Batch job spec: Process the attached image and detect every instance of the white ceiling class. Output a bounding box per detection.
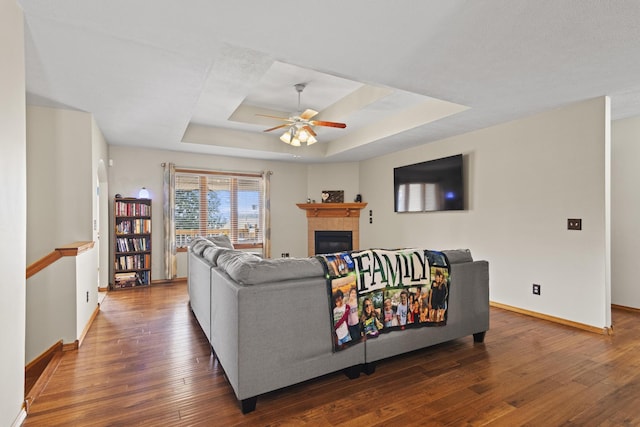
[19,0,640,163]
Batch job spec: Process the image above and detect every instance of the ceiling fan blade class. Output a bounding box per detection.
[263,124,290,132]
[256,113,294,123]
[309,120,347,129]
[299,109,318,120]
[302,125,317,137]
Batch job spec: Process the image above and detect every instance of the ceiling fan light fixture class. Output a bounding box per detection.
[298,128,309,143]
[280,125,313,146]
[290,136,301,147]
[280,132,292,144]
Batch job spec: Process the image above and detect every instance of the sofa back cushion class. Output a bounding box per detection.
[190,238,213,256]
[202,246,236,266]
[207,234,234,249]
[217,252,325,285]
[188,235,234,260]
[442,249,473,264]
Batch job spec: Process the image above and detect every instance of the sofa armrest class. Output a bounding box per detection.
[188,252,212,342]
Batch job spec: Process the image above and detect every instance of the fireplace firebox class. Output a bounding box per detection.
[314,231,353,255]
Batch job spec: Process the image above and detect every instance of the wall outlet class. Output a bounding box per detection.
[86,291,89,302]
[532,284,541,295]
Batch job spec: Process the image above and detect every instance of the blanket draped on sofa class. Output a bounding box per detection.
[317,248,451,352]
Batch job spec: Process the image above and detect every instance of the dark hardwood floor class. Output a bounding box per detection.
[23,281,640,426]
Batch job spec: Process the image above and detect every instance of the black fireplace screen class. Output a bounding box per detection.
[315,230,353,255]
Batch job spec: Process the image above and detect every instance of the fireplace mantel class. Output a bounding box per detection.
[296,202,367,218]
[297,202,367,256]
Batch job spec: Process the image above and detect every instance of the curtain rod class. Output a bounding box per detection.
[161,163,272,177]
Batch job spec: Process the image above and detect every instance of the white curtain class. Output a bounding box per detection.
[263,170,272,258]
[163,162,177,279]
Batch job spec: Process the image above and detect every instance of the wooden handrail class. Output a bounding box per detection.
[26,241,95,279]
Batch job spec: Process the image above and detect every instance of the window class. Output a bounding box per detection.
[175,170,264,249]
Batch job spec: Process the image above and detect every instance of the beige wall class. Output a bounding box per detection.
[26,106,94,262]
[0,0,27,424]
[25,105,106,366]
[26,259,76,361]
[359,97,611,329]
[612,116,640,309]
[307,162,360,203]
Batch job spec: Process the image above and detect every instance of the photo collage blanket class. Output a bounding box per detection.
[317,248,451,352]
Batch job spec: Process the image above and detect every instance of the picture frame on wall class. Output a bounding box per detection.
[321,190,344,203]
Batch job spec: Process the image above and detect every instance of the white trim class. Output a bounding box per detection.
[12,408,27,427]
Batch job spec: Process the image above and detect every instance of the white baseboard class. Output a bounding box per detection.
[12,408,27,427]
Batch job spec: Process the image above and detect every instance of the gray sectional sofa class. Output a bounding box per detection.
[187,236,489,413]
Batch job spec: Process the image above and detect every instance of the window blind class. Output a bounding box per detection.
[175,171,263,248]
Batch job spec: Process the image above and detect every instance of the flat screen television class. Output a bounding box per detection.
[393,154,464,212]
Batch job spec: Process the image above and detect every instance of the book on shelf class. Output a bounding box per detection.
[115,219,151,235]
[115,200,151,217]
[113,271,142,289]
[138,271,150,285]
[115,254,150,270]
[116,237,149,252]
[114,272,137,280]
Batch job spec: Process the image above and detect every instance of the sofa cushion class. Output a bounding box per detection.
[207,234,234,249]
[202,246,236,266]
[442,249,473,264]
[218,252,325,285]
[190,238,213,256]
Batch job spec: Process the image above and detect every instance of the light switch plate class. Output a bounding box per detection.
[568,218,582,230]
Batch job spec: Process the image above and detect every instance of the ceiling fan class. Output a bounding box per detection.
[258,83,346,146]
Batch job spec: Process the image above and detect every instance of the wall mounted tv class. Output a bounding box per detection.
[394,154,464,212]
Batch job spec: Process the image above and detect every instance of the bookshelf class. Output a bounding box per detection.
[113,197,152,289]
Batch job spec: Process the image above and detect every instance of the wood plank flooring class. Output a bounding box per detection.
[23,281,640,426]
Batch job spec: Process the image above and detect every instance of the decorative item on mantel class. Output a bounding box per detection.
[321,190,344,203]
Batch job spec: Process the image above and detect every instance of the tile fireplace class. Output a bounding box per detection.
[296,202,367,256]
